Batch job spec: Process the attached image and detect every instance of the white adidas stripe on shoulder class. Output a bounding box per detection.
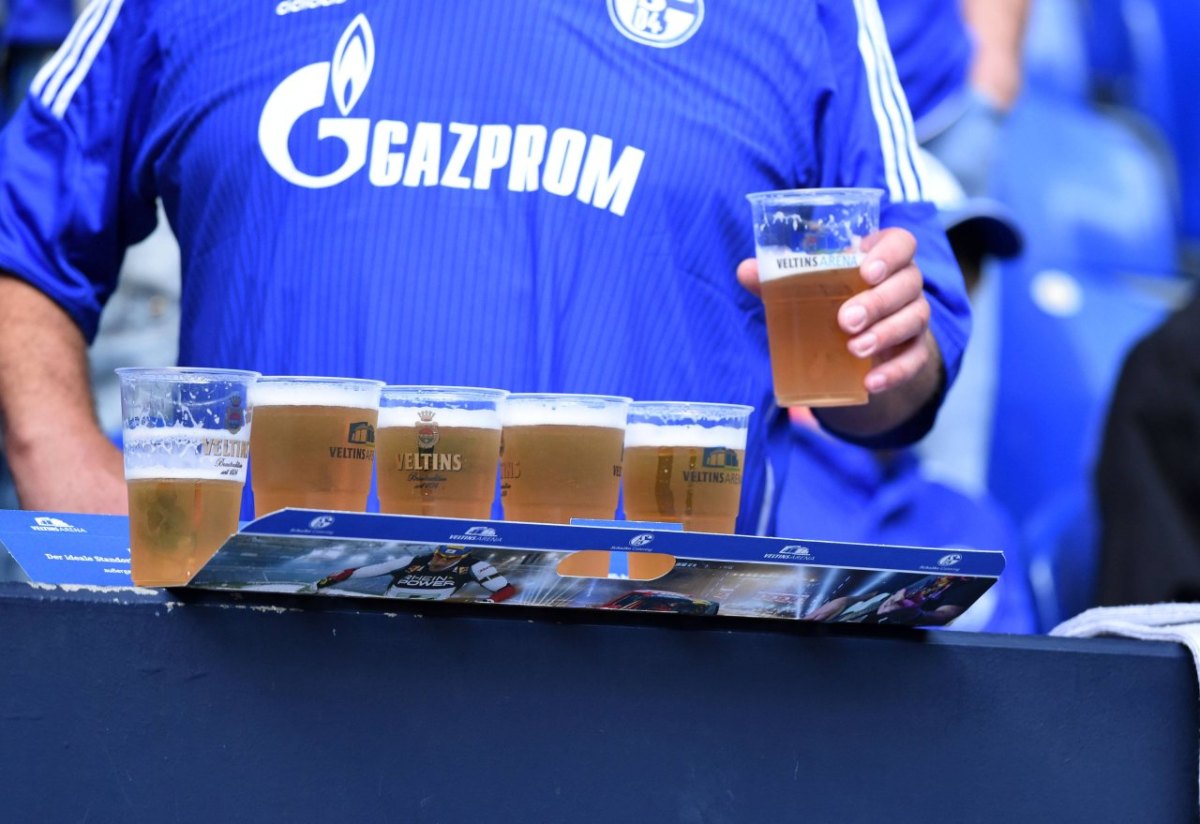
[858,0,925,200]
[51,0,126,119]
[850,0,903,202]
[30,0,109,106]
[850,0,926,202]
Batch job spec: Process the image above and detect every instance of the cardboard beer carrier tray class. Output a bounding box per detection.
[0,509,1004,626]
[187,509,1004,626]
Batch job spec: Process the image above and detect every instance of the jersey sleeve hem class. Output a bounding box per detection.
[0,251,101,343]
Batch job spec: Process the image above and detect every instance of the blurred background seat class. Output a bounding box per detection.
[1024,483,1097,631]
[970,0,1193,625]
[988,87,1183,484]
[1082,0,1200,268]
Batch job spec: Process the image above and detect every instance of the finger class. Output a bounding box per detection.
[838,263,923,335]
[847,293,930,360]
[863,331,934,394]
[736,258,761,296]
[858,228,917,287]
[859,226,917,262]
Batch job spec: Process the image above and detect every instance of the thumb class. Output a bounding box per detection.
[736,257,761,297]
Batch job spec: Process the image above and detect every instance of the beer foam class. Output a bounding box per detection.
[501,403,627,430]
[623,423,748,450]
[125,466,244,482]
[123,425,250,445]
[250,382,381,408]
[378,406,501,429]
[122,426,250,482]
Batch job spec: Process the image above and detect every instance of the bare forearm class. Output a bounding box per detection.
[963,0,1030,110]
[0,275,126,512]
[0,276,97,449]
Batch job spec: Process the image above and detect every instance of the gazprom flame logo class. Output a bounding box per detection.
[608,0,704,48]
[259,14,375,188]
[259,12,647,214]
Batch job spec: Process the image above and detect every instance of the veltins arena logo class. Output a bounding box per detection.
[702,447,738,469]
[448,525,503,543]
[32,516,86,533]
[938,553,963,568]
[607,0,704,48]
[348,421,375,445]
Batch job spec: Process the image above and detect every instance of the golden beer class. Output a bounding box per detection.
[622,445,746,534]
[376,423,502,518]
[761,265,870,407]
[622,402,753,534]
[748,188,881,408]
[251,402,379,515]
[118,367,259,589]
[501,424,626,524]
[127,476,244,586]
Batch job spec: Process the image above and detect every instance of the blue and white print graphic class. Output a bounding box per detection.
[607,0,704,48]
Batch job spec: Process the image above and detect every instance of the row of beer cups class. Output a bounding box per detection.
[117,369,752,587]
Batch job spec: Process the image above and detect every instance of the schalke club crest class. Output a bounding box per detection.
[608,0,704,48]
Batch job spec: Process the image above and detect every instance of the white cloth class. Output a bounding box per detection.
[1052,603,1200,809]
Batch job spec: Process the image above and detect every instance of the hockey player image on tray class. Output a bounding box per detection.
[314,545,517,603]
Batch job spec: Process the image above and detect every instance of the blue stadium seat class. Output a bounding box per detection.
[987,87,1180,523]
[991,92,1177,276]
[1081,0,1200,251]
[1130,1,1200,249]
[1082,0,1134,101]
[1022,0,1091,101]
[1023,484,1098,631]
[987,261,1175,527]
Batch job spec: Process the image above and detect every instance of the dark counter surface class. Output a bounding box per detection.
[2,583,1194,823]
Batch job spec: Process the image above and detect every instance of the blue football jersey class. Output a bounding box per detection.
[875,0,973,138]
[0,0,969,534]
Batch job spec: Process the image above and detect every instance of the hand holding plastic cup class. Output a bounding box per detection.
[746,188,882,407]
[118,367,259,587]
[622,401,753,534]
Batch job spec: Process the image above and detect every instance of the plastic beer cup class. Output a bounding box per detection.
[500,393,631,524]
[118,367,260,587]
[622,401,753,534]
[249,376,384,516]
[746,188,883,407]
[375,386,508,519]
